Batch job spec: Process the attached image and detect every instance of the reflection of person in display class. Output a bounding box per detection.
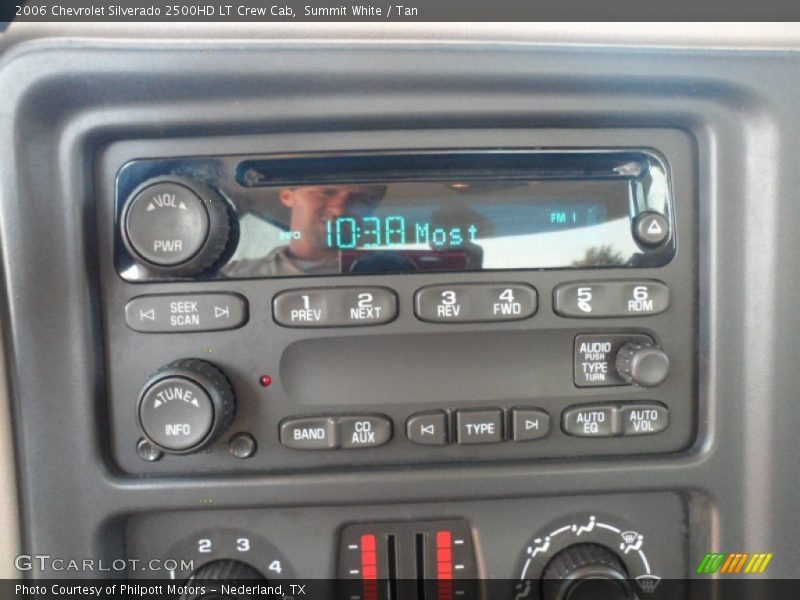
[224,184,386,277]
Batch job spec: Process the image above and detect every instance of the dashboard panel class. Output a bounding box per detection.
[1,23,799,597]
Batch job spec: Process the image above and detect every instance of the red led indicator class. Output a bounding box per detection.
[258,374,273,387]
[436,530,454,600]
[360,533,378,600]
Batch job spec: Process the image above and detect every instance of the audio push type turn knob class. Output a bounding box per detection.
[542,543,634,600]
[615,342,670,387]
[137,359,235,455]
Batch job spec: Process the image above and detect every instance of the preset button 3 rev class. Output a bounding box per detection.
[415,283,537,323]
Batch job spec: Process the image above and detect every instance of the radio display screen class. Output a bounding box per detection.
[116,151,675,280]
[224,180,638,277]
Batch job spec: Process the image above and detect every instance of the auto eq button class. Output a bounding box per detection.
[125,293,248,333]
[415,283,537,323]
[562,405,620,437]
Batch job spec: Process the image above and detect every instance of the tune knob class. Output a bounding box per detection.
[122,178,230,277]
[182,559,266,600]
[137,359,235,455]
[615,342,670,387]
[542,544,634,600]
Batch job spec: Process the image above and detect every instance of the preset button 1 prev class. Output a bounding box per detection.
[273,287,397,327]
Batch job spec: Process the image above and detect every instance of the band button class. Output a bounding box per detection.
[279,416,338,450]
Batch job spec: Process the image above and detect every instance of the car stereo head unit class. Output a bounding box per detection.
[101,134,693,476]
[115,150,675,281]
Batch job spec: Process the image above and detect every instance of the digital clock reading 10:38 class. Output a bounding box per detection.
[326,216,480,249]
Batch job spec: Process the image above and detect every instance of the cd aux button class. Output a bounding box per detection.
[339,415,392,449]
[415,283,537,323]
[554,280,669,318]
[273,287,397,327]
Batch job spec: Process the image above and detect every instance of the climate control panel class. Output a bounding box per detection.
[125,493,686,599]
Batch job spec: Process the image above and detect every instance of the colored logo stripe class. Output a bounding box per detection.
[697,552,773,574]
[697,553,726,574]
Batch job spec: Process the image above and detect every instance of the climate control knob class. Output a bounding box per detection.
[182,559,266,600]
[542,544,634,600]
[137,359,235,455]
[122,178,230,277]
[615,342,670,387]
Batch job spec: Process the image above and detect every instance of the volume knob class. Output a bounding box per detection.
[122,178,230,277]
[137,359,236,455]
[615,342,670,387]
